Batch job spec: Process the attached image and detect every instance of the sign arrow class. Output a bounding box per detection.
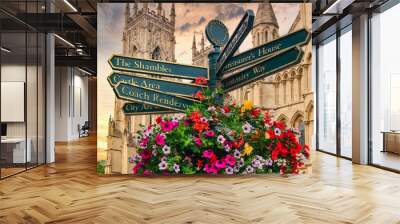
[107,72,206,98]
[216,9,255,76]
[113,83,199,112]
[221,28,310,73]
[109,55,209,80]
[222,47,303,91]
[123,103,176,115]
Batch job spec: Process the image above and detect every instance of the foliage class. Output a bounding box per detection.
[97,160,106,174]
[129,86,310,175]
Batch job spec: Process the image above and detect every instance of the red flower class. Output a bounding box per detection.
[195,91,206,101]
[140,149,152,160]
[195,77,207,85]
[272,149,279,161]
[156,116,162,124]
[251,108,261,118]
[264,111,271,124]
[223,106,230,113]
[303,145,311,159]
[189,111,201,123]
[132,162,143,174]
[197,159,204,168]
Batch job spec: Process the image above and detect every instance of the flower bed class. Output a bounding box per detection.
[129,87,310,175]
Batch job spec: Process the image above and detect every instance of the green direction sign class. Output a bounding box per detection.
[113,83,199,112]
[109,55,209,80]
[123,103,176,115]
[222,47,303,91]
[107,72,205,98]
[221,29,310,73]
[216,10,255,75]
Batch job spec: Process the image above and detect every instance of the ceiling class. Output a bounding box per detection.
[0,0,394,76]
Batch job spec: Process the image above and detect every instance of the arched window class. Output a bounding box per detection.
[265,30,268,42]
[152,46,161,60]
[257,32,260,45]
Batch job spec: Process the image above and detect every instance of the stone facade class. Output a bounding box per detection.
[106,3,176,174]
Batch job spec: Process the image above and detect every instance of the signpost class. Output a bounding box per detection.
[107,9,310,116]
[216,10,255,76]
[109,55,209,80]
[113,83,199,112]
[108,72,206,98]
[221,28,310,73]
[123,103,175,115]
[222,47,303,91]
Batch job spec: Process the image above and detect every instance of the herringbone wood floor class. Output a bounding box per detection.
[1,136,400,224]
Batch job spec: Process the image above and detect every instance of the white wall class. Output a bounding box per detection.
[54,67,89,141]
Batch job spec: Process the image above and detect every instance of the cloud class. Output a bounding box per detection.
[215,4,245,21]
[178,16,207,32]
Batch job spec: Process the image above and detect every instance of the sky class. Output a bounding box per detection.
[97,3,301,153]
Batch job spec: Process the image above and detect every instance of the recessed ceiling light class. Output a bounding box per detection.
[54,34,75,48]
[63,0,78,12]
[1,47,11,53]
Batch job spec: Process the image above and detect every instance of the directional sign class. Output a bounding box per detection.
[123,103,176,115]
[109,55,209,80]
[113,83,199,112]
[221,28,310,73]
[206,20,229,47]
[107,72,206,98]
[216,10,255,75]
[222,47,303,91]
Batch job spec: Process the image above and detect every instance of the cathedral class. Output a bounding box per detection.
[106,3,313,174]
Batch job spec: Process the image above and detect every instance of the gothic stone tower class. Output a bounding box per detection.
[107,3,176,174]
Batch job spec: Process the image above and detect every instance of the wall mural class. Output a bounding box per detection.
[97,3,314,175]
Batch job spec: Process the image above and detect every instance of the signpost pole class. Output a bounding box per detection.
[208,46,222,105]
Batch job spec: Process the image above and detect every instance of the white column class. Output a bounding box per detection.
[352,14,369,164]
[46,32,55,163]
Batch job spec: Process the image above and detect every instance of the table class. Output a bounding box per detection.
[382,131,400,154]
[1,138,31,163]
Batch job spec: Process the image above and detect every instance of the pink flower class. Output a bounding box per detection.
[225,155,236,166]
[161,121,174,132]
[215,160,226,169]
[143,170,153,175]
[139,137,149,148]
[193,137,202,146]
[205,130,215,137]
[202,149,214,159]
[204,164,217,174]
[155,133,166,146]
[140,149,152,160]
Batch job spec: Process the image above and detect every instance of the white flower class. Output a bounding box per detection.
[172,116,179,123]
[233,165,240,173]
[173,163,180,173]
[238,158,245,167]
[242,122,253,134]
[158,161,168,170]
[225,167,234,175]
[162,145,171,155]
[200,117,208,123]
[135,135,142,141]
[224,144,231,152]
[245,165,254,173]
[233,150,241,158]
[265,159,273,166]
[208,106,216,112]
[217,135,226,144]
[144,127,153,137]
[274,128,282,136]
[251,159,261,168]
[161,156,167,162]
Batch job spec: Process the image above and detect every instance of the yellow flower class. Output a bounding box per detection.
[242,143,253,156]
[265,131,270,139]
[243,100,253,111]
